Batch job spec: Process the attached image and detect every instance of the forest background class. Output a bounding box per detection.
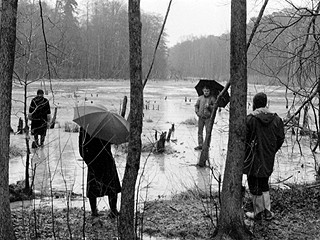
[2,0,320,239]
[12,0,302,85]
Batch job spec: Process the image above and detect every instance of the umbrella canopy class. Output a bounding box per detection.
[194,79,230,108]
[73,104,129,144]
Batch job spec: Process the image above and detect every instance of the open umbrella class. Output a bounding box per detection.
[194,79,230,107]
[73,104,129,144]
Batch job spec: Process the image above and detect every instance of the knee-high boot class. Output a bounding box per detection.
[263,191,274,220]
[246,194,264,220]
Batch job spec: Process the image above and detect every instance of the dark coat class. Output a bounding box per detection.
[29,96,51,135]
[243,108,285,177]
[79,128,121,198]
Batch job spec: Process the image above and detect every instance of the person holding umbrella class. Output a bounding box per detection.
[194,86,216,150]
[79,127,121,218]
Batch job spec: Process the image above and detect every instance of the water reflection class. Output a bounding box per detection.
[10,126,320,204]
[31,148,49,195]
[9,81,320,203]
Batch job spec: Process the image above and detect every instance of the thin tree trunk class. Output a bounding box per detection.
[121,96,128,118]
[214,0,250,239]
[0,0,18,239]
[119,0,143,239]
[198,0,269,167]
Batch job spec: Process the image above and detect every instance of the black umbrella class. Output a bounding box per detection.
[194,79,230,108]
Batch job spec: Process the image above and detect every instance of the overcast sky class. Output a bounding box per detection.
[139,0,305,47]
[73,0,306,47]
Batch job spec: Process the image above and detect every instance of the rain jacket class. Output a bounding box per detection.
[243,108,285,177]
[79,128,121,198]
[195,95,216,119]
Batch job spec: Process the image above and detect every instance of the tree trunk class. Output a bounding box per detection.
[214,0,251,239]
[50,107,58,129]
[119,1,143,239]
[156,132,166,153]
[0,0,18,239]
[121,95,128,118]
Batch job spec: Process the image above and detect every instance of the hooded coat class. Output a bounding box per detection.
[79,128,121,198]
[243,108,285,177]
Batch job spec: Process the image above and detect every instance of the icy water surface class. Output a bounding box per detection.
[9,80,319,209]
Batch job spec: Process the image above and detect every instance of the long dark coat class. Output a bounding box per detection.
[79,128,121,198]
[29,96,51,136]
[243,108,285,177]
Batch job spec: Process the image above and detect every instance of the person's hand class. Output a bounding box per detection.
[47,121,51,129]
[205,103,209,108]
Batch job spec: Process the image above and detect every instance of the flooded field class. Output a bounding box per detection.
[9,80,320,211]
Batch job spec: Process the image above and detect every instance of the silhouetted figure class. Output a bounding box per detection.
[79,127,121,218]
[28,89,51,148]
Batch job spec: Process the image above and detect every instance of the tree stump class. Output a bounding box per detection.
[17,117,23,134]
[50,107,58,129]
[156,132,167,153]
[121,96,128,118]
[166,123,175,141]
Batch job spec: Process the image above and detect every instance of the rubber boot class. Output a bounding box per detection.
[108,194,119,218]
[246,195,264,220]
[89,197,100,217]
[263,191,274,220]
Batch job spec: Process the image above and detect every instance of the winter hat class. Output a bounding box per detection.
[253,92,267,110]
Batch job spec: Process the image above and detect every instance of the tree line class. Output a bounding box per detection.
[13,0,168,82]
[13,1,319,86]
[168,7,320,88]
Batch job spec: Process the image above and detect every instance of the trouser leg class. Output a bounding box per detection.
[40,135,45,146]
[246,175,266,220]
[89,197,97,215]
[108,192,119,217]
[34,135,39,145]
[253,194,264,215]
[263,191,271,211]
[263,191,274,220]
[108,192,118,212]
[197,118,205,146]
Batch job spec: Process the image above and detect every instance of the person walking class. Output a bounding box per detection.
[244,92,285,220]
[194,86,216,150]
[28,89,51,148]
[79,127,121,218]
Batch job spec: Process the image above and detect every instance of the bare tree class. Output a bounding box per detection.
[119,0,143,239]
[0,0,19,239]
[213,0,250,239]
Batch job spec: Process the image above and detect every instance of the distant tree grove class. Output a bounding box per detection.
[14,0,168,81]
[169,7,320,86]
[11,1,319,84]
